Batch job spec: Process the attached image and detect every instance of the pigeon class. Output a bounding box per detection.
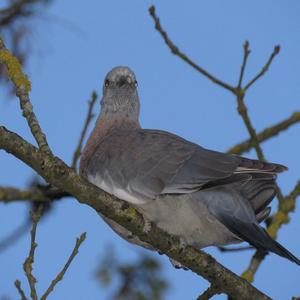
[80,66,300,267]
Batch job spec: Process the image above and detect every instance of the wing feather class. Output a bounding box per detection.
[84,129,286,203]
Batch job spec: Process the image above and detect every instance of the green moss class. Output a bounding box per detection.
[124,207,138,220]
[0,49,31,93]
[241,270,254,283]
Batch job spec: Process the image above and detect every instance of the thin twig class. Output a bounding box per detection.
[14,280,28,300]
[0,37,52,154]
[0,0,38,26]
[227,111,300,155]
[0,185,69,203]
[148,5,236,94]
[244,45,280,91]
[237,41,251,88]
[0,218,30,253]
[197,284,221,300]
[72,92,97,169]
[40,232,86,300]
[234,44,285,202]
[23,206,43,300]
[236,93,266,161]
[218,245,254,253]
[288,180,300,201]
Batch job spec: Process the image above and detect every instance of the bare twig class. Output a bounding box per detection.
[233,42,284,203]
[40,232,86,300]
[227,111,300,155]
[0,0,38,27]
[241,251,267,282]
[218,245,254,253]
[23,206,43,300]
[236,92,266,161]
[197,284,221,300]
[0,37,52,154]
[72,92,97,169]
[0,218,30,253]
[0,185,69,203]
[237,41,251,88]
[244,45,280,91]
[148,6,236,94]
[14,279,28,300]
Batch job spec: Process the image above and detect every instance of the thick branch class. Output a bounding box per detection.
[0,126,271,300]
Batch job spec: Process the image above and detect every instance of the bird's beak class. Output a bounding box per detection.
[117,76,128,87]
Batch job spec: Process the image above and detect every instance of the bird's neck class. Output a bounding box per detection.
[80,114,140,176]
[92,113,140,140]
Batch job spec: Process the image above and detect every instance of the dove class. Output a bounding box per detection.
[80,66,300,267]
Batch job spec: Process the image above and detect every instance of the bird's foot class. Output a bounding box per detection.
[142,215,152,234]
[178,237,187,254]
[168,237,189,270]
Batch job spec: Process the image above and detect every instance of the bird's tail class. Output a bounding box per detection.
[220,215,300,265]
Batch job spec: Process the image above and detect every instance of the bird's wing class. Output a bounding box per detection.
[85,129,286,204]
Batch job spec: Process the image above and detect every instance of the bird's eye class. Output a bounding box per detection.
[134,80,138,87]
[104,79,110,87]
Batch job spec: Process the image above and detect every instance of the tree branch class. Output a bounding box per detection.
[148,6,236,94]
[14,279,28,300]
[197,284,221,300]
[237,41,251,88]
[218,245,254,253]
[227,111,300,155]
[0,126,271,300]
[23,206,42,300]
[244,45,280,91]
[0,218,30,253]
[0,37,52,154]
[0,186,69,203]
[40,232,86,300]
[235,91,266,161]
[0,0,38,27]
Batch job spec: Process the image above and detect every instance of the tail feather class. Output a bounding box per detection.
[220,215,300,265]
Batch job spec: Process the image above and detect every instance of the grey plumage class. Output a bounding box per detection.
[80,66,300,266]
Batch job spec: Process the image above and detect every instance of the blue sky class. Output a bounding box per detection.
[1,1,300,299]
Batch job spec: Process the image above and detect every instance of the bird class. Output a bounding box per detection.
[80,66,300,267]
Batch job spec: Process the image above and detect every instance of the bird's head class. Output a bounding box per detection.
[100,66,140,120]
